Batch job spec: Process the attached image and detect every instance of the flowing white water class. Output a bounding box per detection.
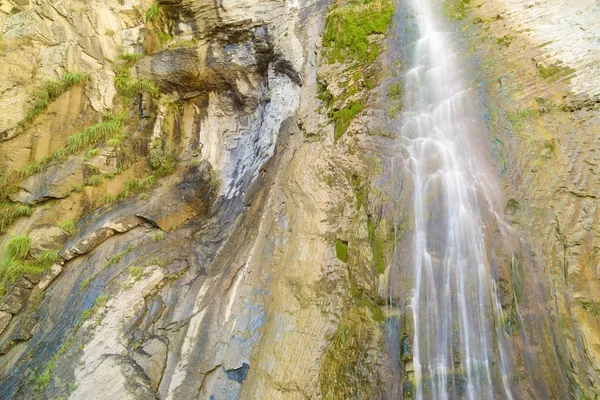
[400,1,514,398]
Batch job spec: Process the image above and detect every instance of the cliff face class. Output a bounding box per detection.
[0,0,598,399]
[460,0,600,396]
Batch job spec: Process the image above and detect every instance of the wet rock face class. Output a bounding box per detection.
[462,0,600,396]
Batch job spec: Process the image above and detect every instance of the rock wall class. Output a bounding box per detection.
[457,0,600,397]
[0,0,599,398]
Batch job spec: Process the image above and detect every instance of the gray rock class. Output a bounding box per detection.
[9,156,84,204]
[62,215,143,261]
[132,337,168,390]
[70,355,159,400]
[0,278,32,314]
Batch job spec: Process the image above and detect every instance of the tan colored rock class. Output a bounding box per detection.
[0,278,32,314]
[0,311,11,336]
[35,264,62,292]
[28,226,69,258]
[85,147,119,174]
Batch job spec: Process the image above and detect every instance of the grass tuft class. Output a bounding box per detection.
[146,3,162,21]
[59,219,77,235]
[5,234,31,259]
[21,72,87,126]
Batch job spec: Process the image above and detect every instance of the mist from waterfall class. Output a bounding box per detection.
[397,0,515,398]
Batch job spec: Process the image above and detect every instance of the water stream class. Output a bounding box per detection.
[398,0,515,398]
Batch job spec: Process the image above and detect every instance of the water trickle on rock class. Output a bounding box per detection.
[397,1,514,398]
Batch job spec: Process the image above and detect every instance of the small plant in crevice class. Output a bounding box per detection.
[58,219,77,235]
[153,231,166,242]
[104,247,132,269]
[146,3,162,22]
[149,138,176,177]
[0,113,127,205]
[113,54,159,99]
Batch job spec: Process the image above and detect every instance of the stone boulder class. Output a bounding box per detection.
[28,225,69,258]
[9,156,84,204]
[0,277,33,314]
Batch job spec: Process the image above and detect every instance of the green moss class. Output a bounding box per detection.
[387,82,403,100]
[153,231,165,241]
[336,239,349,263]
[323,0,394,65]
[317,76,334,105]
[320,306,381,399]
[444,0,472,21]
[330,100,364,142]
[21,72,86,126]
[496,34,514,48]
[368,219,386,274]
[537,62,575,81]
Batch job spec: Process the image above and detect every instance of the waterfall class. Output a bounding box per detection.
[398,0,514,398]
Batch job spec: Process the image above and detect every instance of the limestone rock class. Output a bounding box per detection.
[71,355,159,400]
[28,225,69,258]
[62,215,143,261]
[35,264,62,292]
[131,337,168,390]
[0,312,11,336]
[9,156,84,204]
[0,278,32,314]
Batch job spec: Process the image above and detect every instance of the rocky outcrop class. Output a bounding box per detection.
[0,0,599,399]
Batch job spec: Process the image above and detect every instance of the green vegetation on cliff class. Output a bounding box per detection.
[21,72,86,126]
[320,304,382,399]
[0,234,56,297]
[323,0,394,64]
[319,0,393,142]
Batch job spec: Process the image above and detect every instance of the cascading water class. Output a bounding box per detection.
[397,0,515,398]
